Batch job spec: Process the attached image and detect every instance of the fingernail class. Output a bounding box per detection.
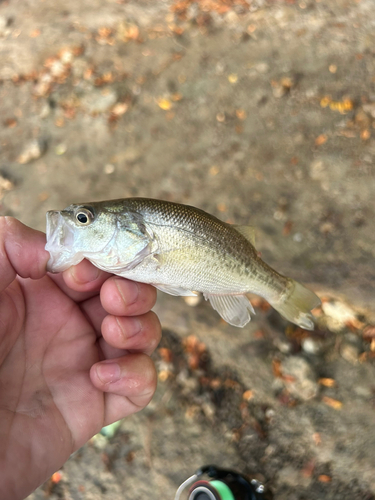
[116,317,142,339]
[96,362,121,384]
[71,263,100,284]
[115,278,139,306]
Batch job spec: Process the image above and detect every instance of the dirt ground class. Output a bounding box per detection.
[1,0,375,498]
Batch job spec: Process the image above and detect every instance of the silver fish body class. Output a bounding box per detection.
[45,198,320,329]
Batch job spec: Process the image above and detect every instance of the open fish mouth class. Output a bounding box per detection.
[45,211,77,273]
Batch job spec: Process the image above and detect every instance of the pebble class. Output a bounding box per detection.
[104,164,115,174]
[340,342,360,365]
[278,465,312,488]
[82,88,118,114]
[301,337,322,355]
[17,139,46,164]
[362,102,375,118]
[281,356,318,401]
[0,16,8,36]
[183,295,202,307]
[0,175,14,200]
[255,62,270,74]
[274,337,292,354]
[321,301,357,332]
[55,143,67,156]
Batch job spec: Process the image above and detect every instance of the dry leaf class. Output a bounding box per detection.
[315,134,328,146]
[322,396,342,410]
[318,475,332,483]
[318,378,336,387]
[243,390,254,401]
[157,98,172,110]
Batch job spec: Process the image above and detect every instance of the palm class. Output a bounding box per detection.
[1,276,103,494]
[0,218,160,500]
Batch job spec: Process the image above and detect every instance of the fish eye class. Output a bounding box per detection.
[75,208,94,226]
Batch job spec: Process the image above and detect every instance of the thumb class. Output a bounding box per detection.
[0,217,49,292]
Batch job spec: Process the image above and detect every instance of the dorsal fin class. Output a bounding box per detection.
[232,224,256,246]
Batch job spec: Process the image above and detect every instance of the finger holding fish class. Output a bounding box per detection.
[100,276,157,317]
[62,258,111,292]
[101,311,162,356]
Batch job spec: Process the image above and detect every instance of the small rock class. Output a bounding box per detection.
[293,232,303,242]
[281,356,318,401]
[55,143,67,156]
[278,465,312,488]
[104,164,115,174]
[255,62,269,74]
[301,337,323,355]
[321,300,357,332]
[340,342,360,364]
[39,103,51,119]
[82,88,118,114]
[309,160,326,181]
[225,11,239,24]
[0,16,9,36]
[17,139,47,164]
[362,102,375,119]
[0,175,14,200]
[183,295,202,307]
[274,337,292,354]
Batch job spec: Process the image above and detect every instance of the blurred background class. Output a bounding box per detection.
[1,0,375,498]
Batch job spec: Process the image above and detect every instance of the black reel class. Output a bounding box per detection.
[175,465,266,500]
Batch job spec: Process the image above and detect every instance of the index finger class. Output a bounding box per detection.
[100,277,157,317]
[0,217,49,292]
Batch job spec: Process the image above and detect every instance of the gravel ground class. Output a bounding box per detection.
[1,0,375,498]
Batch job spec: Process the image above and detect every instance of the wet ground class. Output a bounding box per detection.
[1,0,375,498]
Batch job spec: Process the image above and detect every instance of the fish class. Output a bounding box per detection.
[45,198,320,329]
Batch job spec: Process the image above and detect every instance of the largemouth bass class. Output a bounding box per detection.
[45,198,320,329]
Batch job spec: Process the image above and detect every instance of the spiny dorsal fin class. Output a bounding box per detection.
[232,224,256,246]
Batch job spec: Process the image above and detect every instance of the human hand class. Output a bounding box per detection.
[0,217,161,500]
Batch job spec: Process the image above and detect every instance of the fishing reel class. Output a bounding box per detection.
[174,465,266,500]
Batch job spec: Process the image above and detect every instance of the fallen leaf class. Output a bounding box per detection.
[157,98,172,110]
[158,370,172,382]
[360,129,371,140]
[51,472,62,484]
[243,390,254,401]
[112,102,128,116]
[171,92,183,101]
[312,432,322,445]
[315,134,328,146]
[30,29,41,38]
[322,396,342,410]
[318,475,332,483]
[158,347,173,363]
[4,118,17,128]
[235,109,246,120]
[318,378,336,387]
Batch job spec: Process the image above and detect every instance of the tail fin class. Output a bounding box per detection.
[269,279,321,330]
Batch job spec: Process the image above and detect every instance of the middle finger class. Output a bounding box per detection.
[101,311,161,356]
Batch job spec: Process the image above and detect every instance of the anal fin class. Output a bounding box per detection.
[204,293,255,327]
[153,283,198,297]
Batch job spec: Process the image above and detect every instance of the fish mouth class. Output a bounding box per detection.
[45,210,77,273]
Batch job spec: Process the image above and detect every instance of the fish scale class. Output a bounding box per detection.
[45,197,321,329]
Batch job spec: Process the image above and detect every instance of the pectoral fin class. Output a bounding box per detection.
[204,293,255,327]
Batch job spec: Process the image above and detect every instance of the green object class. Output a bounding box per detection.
[209,480,235,500]
[100,420,122,438]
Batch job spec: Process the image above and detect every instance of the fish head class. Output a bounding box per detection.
[45,203,119,273]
